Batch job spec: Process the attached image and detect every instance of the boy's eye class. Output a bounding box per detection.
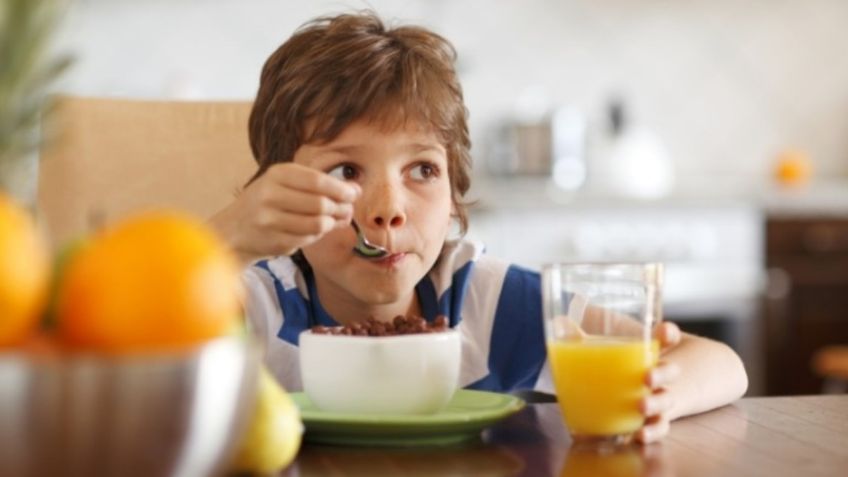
[410,162,439,181]
[328,164,358,181]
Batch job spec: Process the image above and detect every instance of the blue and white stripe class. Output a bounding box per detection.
[242,239,551,393]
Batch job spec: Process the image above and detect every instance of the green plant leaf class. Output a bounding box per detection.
[0,0,73,173]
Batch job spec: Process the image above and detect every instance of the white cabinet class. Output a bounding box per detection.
[467,204,765,308]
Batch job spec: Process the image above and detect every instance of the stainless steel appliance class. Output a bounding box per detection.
[486,107,587,192]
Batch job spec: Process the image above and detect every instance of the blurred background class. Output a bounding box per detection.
[31,0,848,397]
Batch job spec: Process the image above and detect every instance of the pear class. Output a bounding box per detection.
[232,366,303,474]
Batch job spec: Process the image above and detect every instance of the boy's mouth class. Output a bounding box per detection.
[366,252,406,267]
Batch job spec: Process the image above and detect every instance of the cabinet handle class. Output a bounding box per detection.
[765,267,791,300]
[764,267,792,394]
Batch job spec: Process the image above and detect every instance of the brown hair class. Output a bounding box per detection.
[247,11,472,232]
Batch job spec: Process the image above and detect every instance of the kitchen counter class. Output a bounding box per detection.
[759,180,848,217]
[468,175,848,217]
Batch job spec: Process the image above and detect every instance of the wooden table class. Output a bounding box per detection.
[283,395,848,477]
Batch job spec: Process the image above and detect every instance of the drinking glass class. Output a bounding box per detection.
[542,262,662,447]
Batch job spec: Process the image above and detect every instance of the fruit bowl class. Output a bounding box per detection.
[0,336,259,477]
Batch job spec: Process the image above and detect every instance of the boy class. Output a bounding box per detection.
[210,12,748,443]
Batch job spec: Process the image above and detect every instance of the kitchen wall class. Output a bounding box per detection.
[53,0,848,182]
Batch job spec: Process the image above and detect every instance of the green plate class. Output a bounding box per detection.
[291,389,525,447]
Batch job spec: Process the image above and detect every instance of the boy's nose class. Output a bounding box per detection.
[364,181,406,229]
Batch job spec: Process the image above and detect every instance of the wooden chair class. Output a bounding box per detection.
[812,346,848,393]
[37,95,256,247]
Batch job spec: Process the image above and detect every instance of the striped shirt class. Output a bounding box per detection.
[242,239,553,393]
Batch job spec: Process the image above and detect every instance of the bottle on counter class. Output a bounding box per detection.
[550,106,588,192]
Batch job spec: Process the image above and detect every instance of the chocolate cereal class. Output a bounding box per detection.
[310,314,449,336]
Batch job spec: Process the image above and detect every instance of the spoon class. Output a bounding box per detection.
[351,220,389,259]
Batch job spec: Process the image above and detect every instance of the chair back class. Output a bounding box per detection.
[37,96,256,246]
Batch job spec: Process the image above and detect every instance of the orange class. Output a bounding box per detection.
[0,193,50,347]
[775,149,812,186]
[56,211,243,353]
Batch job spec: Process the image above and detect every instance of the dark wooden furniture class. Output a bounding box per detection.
[280,395,848,477]
[765,217,848,395]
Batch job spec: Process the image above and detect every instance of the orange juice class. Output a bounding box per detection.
[548,337,660,436]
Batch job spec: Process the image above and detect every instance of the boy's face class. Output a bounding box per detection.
[296,119,454,312]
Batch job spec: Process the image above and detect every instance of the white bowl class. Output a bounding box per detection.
[299,329,461,415]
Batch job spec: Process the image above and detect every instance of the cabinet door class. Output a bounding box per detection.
[766,218,848,395]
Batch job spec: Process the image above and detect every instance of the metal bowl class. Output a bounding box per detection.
[0,336,259,477]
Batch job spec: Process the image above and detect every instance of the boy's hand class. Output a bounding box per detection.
[210,163,360,265]
[636,321,682,444]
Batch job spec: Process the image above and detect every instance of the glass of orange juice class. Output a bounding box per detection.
[542,262,662,448]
